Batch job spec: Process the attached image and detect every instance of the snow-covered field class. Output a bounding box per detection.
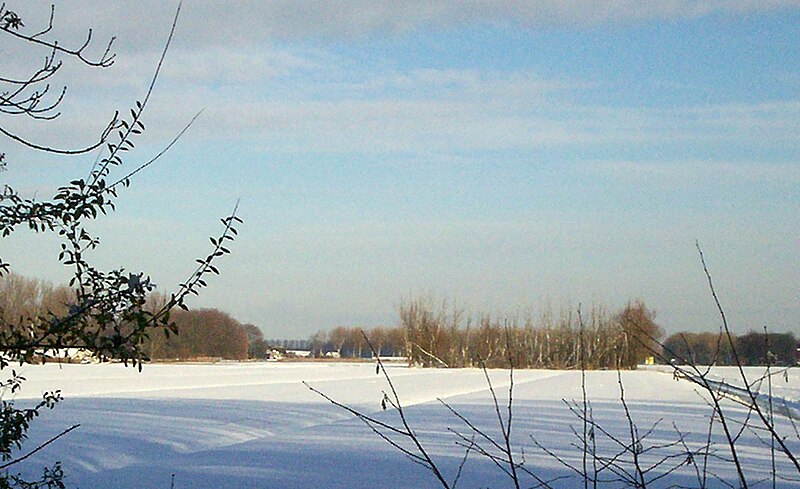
[8,362,800,488]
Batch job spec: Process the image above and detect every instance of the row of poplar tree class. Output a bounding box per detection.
[309,298,796,368]
[309,298,663,369]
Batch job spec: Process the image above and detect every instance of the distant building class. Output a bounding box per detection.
[42,348,98,364]
[285,349,312,358]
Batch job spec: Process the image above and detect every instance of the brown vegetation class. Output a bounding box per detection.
[309,297,796,369]
[400,297,662,369]
[147,308,249,360]
[0,273,73,325]
[309,297,663,369]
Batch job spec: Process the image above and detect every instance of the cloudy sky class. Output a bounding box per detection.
[3,1,799,338]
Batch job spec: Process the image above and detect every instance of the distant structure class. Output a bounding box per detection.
[42,348,98,364]
[266,349,283,361]
[285,349,312,358]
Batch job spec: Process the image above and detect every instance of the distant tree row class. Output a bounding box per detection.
[310,325,406,358]
[398,297,662,369]
[664,329,797,366]
[303,298,663,369]
[0,273,73,324]
[0,274,268,362]
[145,308,249,360]
[267,338,313,351]
[5,273,793,367]
[306,298,797,369]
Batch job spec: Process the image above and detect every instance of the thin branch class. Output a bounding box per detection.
[1,6,115,67]
[0,424,79,469]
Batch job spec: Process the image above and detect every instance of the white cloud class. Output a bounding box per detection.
[6,48,799,162]
[142,1,800,43]
[6,2,798,158]
[13,1,800,55]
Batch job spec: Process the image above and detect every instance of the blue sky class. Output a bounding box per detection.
[3,1,799,338]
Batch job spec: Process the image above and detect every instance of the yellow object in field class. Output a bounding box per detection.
[644,356,655,365]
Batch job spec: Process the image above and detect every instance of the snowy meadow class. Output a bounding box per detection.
[11,362,800,488]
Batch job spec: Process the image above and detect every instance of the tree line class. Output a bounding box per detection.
[0,274,257,361]
[3,273,795,367]
[310,298,797,368]
[663,329,797,366]
[310,298,662,369]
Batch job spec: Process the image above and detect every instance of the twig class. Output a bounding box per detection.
[0,423,79,469]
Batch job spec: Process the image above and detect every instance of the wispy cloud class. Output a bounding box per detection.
[586,160,800,184]
[16,1,800,56]
[178,0,795,37]
[8,49,799,163]
[188,94,800,157]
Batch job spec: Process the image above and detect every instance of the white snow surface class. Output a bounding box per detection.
[6,362,800,488]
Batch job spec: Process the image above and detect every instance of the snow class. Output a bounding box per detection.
[6,362,800,488]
